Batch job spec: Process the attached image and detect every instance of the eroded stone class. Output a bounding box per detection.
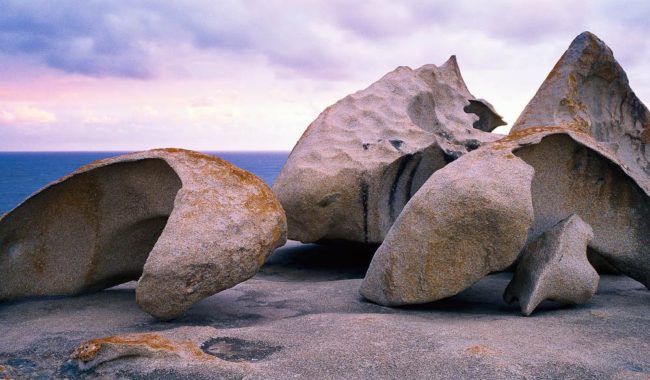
[0,149,287,320]
[273,56,505,244]
[511,31,650,179]
[504,214,599,316]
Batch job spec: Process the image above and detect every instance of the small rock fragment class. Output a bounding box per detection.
[504,214,599,316]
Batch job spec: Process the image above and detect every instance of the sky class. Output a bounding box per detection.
[1,1,649,151]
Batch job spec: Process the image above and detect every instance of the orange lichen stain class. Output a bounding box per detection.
[71,333,210,363]
[496,125,588,146]
[354,316,377,324]
[504,153,516,159]
[465,344,499,357]
[590,310,609,318]
[641,127,650,144]
[32,255,46,274]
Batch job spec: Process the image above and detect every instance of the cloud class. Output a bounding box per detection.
[0,0,623,81]
[0,106,57,124]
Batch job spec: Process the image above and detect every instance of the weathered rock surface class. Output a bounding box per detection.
[360,150,535,305]
[273,56,505,244]
[504,214,599,316]
[67,327,250,377]
[362,127,650,306]
[362,32,650,306]
[511,31,650,179]
[0,148,287,320]
[1,242,649,379]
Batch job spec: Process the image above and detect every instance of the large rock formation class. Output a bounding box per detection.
[361,127,650,306]
[0,149,287,320]
[511,31,650,179]
[504,214,599,316]
[361,32,650,307]
[360,147,534,305]
[273,56,505,244]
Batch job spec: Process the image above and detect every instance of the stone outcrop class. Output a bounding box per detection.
[361,32,650,307]
[360,148,534,305]
[504,214,599,316]
[511,31,650,179]
[273,56,505,244]
[361,127,650,306]
[0,149,287,320]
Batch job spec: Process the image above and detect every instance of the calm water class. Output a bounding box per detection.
[0,151,289,214]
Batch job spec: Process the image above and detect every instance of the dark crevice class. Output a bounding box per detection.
[360,176,370,244]
[388,155,412,222]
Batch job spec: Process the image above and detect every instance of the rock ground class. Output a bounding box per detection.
[0,241,648,379]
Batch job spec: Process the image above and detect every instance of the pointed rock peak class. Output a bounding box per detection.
[442,55,459,72]
[510,32,650,175]
[416,55,470,96]
[512,31,638,133]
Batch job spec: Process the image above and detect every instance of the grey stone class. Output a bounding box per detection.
[504,214,599,316]
[511,31,650,180]
[273,56,504,244]
[362,127,650,307]
[360,149,535,305]
[361,32,650,307]
[0,148,287,320]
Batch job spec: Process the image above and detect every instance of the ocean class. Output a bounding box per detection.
[0,151,289,214]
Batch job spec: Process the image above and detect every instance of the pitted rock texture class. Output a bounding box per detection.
[504,214,599,316]
[0,149,287,320]
[362,127,650,306]
[511,31,650,179]
[273,56,505,244]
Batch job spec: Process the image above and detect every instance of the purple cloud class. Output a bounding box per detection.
[0,0,647,80]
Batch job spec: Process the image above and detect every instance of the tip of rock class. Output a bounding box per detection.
[567,31,609,54]
[441,55,459,72]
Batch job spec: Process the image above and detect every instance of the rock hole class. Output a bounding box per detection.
[463,99,506,132]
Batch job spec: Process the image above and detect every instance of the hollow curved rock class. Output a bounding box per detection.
[273,56,505,244]
[504,214,599,316]
[511,31,650,179]
[361,127,650,306]
[0,149,287,320]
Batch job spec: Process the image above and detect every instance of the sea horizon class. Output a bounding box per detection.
[0,151,289,214]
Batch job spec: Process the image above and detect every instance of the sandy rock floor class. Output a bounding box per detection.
[1,241,649,379]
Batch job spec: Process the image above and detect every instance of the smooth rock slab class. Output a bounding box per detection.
[0,148,287,320]
[273,56,504,244]
[504,214,599,316]
[0,242,649,379]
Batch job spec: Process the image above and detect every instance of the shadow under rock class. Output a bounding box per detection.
[258,240,378,282]
[395,272,598,317]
